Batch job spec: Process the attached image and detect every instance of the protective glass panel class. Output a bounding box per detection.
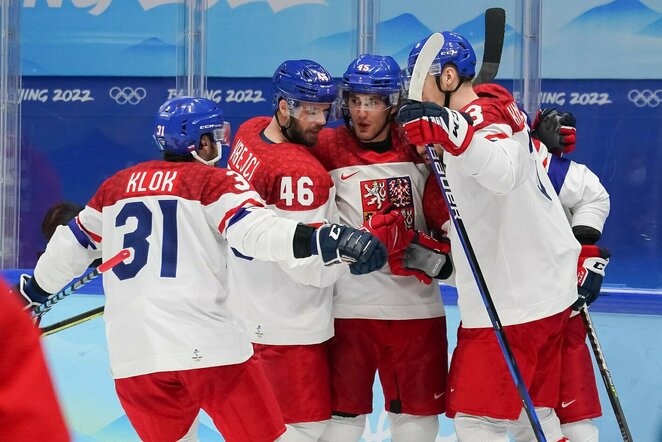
[4,2,661,440]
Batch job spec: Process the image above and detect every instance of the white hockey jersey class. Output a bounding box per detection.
[313,124,445,320]
[439,89,580,328]
[226,117,340,345]
[534,139,610,233]
[34,160,306,378]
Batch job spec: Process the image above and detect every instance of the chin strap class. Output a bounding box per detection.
[187,140,222,166]
[436,76,466,108]
[275,109,296,143]
[191,150,221,166]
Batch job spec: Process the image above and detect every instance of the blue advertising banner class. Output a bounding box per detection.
[19,76,662,291]
[532,79,662,291]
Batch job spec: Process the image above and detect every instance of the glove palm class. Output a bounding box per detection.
[391,231,452,284]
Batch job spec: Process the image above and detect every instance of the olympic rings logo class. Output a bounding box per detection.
[109,86,147,105]
[627,89,662,108]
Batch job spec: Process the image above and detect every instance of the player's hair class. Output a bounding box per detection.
[41,201,83,242]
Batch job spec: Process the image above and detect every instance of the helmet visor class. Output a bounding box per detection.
[211,121,232,148]
[287,99,338,123]
[400,62,443,100]
[340,88,399,112]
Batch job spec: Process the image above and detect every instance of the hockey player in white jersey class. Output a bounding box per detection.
[411,87,613,442]
[13,97,387,442]
[313,54,452,442]
[516,106,611,442]
[396,32,580,441]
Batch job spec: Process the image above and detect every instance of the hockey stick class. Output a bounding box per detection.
[409,33,547,441]
[580,307,633,441]
[41,305,105,336]
[33,249,130,317]
[473,8,506,85]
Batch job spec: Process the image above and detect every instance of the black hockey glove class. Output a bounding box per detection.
[531,108,576,155]
[314,224,387,275]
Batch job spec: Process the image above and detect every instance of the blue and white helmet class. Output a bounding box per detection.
[272,59,338,121]
[407,31,477,80]
[153,97,230,162]
[340,54,402,110]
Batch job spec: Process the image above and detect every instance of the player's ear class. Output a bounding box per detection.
[442,66,455,87]
[197,135,207,153]
[278,98,290,118]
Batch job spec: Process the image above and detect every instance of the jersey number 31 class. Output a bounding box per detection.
[113,200,178,280]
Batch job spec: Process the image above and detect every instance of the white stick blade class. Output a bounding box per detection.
[409,32,445,102]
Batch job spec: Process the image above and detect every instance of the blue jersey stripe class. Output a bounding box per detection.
[67,219,97,250]
[547,155,571,196]
[227,206,252,229]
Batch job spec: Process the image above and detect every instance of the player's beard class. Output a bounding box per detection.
[285,117,321,147]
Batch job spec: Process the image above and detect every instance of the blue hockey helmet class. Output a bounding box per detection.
[340,54,401,110]
[342,54,401,95]
[407,31,477,80]
[153,97,230,158]
[272,59,338,113]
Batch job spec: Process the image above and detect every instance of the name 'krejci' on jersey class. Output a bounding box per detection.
[226,116,340,346]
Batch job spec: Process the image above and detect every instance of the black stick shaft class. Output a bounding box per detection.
[474,8,506,85]
[40,306,105,336]
[580,308,633,441]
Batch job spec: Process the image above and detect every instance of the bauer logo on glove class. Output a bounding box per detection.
[395,101,475,155]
